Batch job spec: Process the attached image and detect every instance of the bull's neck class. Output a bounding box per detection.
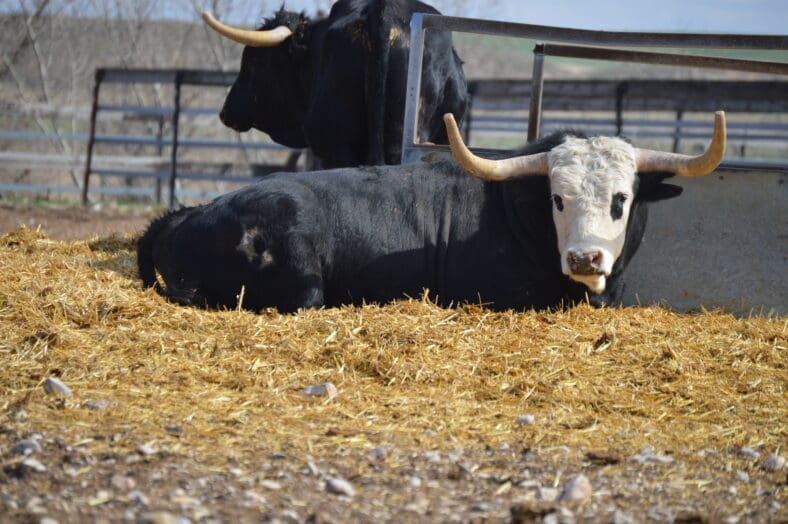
[497,177,567,283]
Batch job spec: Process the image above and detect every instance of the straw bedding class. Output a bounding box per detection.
[0,226,785,521]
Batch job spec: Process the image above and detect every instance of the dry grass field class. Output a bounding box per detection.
[0,7,785,521]
[0,223,785,523]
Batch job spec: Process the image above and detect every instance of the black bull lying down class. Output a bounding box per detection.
[137,112,726,313]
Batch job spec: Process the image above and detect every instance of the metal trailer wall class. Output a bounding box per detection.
[623,171,786,315]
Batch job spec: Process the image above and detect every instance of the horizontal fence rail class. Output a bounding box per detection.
[410,15,788,49]
[462,79,788,155]
[538,43,788,75]
[0,65,307,207]
[77,67,306,207]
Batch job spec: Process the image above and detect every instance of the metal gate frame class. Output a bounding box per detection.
[400,14,788,170]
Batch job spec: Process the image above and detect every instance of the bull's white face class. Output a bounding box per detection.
[547,136,638,294]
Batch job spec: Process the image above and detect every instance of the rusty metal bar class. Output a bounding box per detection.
[167,72,183,209]
[81,69,104,206]
[527,44,545,142]
[540,43,788,75]
[418,14,788,50]
[98,68,238,86]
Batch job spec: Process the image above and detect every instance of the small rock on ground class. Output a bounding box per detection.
[21,458,47,473]
[368,447,388,461]
[612,510,635,524]
[128,490,150,506]
[300,383,338,399]
[632,453,674,464]
[558,473,592,504]
[325,478,355,496]
[137,444,157,456]
[516,414,535,425]
[136,511,190,524]
[83,398,113,410]
[11,439,40,457]
[43,377,72,397]
[259,479,282,491]
[762,455,784,471]
[536,486,560,501]
[111,474,136,491]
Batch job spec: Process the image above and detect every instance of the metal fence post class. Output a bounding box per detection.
[168,71,183,208]
[615,81,628,136]
[527,44,545,143]
[155,116,164,204]
[463,94,474,144]
[400,13,426,164]
[672,108,684,152]
[81,69,104,206]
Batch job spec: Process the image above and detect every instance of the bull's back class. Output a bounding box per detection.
[149,163,565,311]
[222,163,488,304]
[273,165,539,307]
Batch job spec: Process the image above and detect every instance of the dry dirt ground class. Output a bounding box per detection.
[0,204,785,524]
[0,204,154,241]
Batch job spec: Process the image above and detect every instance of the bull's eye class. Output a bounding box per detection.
[552,194,564,212]
[611,192,628,220]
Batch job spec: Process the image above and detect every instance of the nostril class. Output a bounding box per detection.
[567,250,604,275]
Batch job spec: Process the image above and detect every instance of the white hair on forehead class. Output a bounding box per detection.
[547,136,637,197]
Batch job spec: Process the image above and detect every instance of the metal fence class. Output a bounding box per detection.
[0,69,308,205]
[463,78,788,170]
[401,14,788,171]
[80,68,306,207]
[2,19,787,207]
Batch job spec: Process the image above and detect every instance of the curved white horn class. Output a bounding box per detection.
[444,113,549,180]
[635,111,726,176]
[202,11,293,47]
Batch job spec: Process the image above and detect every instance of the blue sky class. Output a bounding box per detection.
[2,0,785,34]
[222,0,787,34]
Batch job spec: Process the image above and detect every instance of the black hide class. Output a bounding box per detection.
[219,0,469,168]
[137,133,682,313]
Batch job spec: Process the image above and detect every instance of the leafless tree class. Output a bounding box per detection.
[0,0,92,187]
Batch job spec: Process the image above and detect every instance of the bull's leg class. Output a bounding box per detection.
[278,234,325,313]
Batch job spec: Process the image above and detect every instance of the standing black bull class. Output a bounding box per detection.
[137,112,726,313]
[203,0,469,168]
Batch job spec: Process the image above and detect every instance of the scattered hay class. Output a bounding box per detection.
[1,225,785,464]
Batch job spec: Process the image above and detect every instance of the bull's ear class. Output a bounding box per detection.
[637,173,683,202]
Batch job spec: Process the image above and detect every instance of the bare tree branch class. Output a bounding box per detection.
[1,52,82,187]
[17,0,56,104]
[0,0,51,77]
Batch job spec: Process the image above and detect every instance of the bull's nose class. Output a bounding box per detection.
[219,109,251,133]
[567,249,604,275]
